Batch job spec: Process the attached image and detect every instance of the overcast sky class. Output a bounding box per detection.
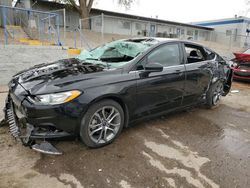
[94,0,248,23]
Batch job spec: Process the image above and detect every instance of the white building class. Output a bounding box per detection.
[14,0,213,42]
[89,8,213,41]
[193,16,250,47]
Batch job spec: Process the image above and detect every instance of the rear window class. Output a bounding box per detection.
[184,44,205,63]
[204,48,216,60]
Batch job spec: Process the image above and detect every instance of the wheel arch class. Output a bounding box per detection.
[88,95,130,128]
[209,69,232,96]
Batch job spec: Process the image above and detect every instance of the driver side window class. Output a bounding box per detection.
[147,43,181,67]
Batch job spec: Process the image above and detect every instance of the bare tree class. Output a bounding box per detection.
[59,0,135,19]
[242,0,250,16]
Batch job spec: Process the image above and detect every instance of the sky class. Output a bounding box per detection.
[94,0,248,23]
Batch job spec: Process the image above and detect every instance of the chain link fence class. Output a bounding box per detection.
[78,14,249,55]
[207,31,250,48]
[0,5,61,45]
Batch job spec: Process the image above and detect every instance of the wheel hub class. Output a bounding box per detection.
[102,120,108,127]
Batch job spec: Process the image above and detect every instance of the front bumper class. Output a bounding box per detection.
[3,94,82,155]
[233,69,250,81]
[4,92,83,144]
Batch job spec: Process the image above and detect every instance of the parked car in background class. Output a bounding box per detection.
[2,38,232,154]
[232,49,250,81]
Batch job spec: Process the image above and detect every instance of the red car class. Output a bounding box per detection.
[232,49,250,81]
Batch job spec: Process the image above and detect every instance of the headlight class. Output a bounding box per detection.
[28,90,81,105]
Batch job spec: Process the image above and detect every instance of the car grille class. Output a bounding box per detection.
[6,101,20,138]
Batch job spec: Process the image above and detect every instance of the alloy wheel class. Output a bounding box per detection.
[212,82,223,105]
[88,106,121,144]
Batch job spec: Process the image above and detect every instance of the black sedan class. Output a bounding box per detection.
[2,38,232,154]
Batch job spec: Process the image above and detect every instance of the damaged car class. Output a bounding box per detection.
[1,38,232,154]
[232,48,250,81]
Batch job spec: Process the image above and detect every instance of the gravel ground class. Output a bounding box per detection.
[0,45,68,85]
[0,82,250,188]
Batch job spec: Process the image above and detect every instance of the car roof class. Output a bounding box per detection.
[123,37,204,47]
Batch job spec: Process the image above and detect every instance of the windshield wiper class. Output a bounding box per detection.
[83,59,111,69]
[85,58,99,60]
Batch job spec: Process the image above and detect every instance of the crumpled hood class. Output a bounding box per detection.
[12,58,106,95]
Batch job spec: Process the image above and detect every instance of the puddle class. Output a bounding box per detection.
[143,128,219,188]
[164,177,176,187]
[143,152,206,188]
[220,128,250,156]
[59,173,83,188]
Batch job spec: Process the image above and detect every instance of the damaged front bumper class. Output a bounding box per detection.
[2,95,73,155]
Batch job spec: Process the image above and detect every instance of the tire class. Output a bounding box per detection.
[206,80,224,109]
[80,99,124,148]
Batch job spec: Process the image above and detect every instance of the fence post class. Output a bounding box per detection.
[229,33,232,50]
[63,8,66,43]
[79,18,82,47]
[130,20,133,36]
[56,14,60,45]
[79,19,82,31]
[38,14,40,41]
[101,13,104,43]
[74,29,77,48]
[41,19,44,41]
[2,7,8,45]
[209,31,212,47]
[48,14,51,42]
[28,12,34,39]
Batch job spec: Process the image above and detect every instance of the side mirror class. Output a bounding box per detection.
[139,63,163,78]
[144,62,163,72]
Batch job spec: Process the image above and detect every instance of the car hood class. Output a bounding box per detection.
[11,58,111,95]
[233,52,250,61]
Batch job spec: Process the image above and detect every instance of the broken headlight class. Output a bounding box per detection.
[28,90,82,105]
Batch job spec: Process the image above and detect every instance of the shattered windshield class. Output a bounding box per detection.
[77,39,152,69]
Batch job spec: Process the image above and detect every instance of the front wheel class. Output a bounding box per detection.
[80,100,124,148]
[206,80,224,109]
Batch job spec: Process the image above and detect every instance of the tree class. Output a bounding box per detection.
[63,0,135,19]
[241,0,250,17]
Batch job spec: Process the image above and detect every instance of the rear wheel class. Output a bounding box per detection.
[80,100,124,148]
[206,80,224,109]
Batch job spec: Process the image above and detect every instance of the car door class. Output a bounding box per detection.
[134,42,185,119]
[181,43,214,106]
